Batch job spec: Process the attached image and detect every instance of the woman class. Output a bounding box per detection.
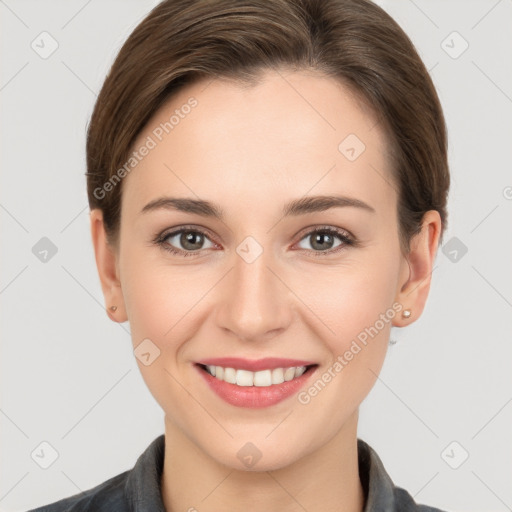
[29,0,450,510]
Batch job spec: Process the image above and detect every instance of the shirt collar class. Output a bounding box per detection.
[125,434,166,511]
[125,435,399,512]
[357,438,398,511]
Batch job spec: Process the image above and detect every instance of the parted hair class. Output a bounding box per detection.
[86,0,449,253]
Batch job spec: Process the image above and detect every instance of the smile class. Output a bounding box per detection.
[195,358,318,408]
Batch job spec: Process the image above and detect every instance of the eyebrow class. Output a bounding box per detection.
[140,194,375,220]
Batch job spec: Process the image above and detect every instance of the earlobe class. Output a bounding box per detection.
[393,210,441,327]
[89,209,127,323]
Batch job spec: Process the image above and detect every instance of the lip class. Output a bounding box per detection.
[194,362,318,409]
[195,357,317,372]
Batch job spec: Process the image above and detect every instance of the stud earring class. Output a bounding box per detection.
[402,309,411,318]
[109,305,118,312]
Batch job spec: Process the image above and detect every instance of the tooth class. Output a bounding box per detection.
[254,369,272,387]
[283,367,296,381]
[236,369,254,386]
[207,364,308,386]
[271,368,284,385]
[294,366,306,378]
[224,367,236,384]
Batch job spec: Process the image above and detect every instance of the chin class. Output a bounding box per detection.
[202,435,311,473]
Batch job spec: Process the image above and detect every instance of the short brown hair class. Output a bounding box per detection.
[86,0,449,252]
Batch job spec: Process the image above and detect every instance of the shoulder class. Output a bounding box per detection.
[393,486,449,512]
[25,470,130,512]
[26,434,166,512]
[357,438,449,512]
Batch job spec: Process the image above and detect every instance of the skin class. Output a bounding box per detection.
[90,68,441,512]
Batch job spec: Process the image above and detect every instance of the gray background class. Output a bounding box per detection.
[1,1,511,511]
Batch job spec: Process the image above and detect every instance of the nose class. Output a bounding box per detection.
[215,242,292,342]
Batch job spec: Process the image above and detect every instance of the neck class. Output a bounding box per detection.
[160,410,365,512]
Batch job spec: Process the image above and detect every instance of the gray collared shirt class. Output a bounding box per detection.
[28,435,447,511]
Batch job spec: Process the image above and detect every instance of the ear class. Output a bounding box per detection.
[89,209,127,323]
[392,210,441,327]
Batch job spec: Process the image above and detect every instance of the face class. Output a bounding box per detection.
[92,69,434,471]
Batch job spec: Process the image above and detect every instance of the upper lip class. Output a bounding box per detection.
[196,357,317,372]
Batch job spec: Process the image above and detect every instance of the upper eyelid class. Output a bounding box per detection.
[295,225,353,240]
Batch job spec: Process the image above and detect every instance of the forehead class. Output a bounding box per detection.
[123,69,395,216]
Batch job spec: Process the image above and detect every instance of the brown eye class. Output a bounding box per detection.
[308,232,337,251]
[160,229,215,254]
[296,227,354,255]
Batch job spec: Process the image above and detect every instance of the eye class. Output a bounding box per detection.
[153,225,356,258]
[295,226,355,256]
[155,227,216,256]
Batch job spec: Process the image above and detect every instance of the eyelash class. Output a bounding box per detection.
[153,225,357,258]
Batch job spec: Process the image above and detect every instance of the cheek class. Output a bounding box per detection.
[119,251,204,420]
[120,243,206,344]
[122,236,401,362]
[295,251,400,346]
[292,251,400,401]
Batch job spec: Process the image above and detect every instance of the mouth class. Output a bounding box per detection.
[194,359,319,408]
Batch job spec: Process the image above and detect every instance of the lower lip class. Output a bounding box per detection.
[195,364,317,408]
